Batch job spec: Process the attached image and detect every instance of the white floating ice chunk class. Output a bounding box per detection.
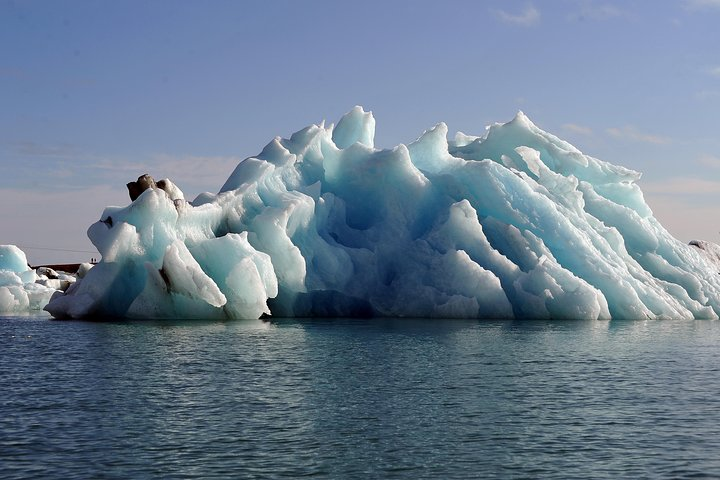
[0,245,64,314]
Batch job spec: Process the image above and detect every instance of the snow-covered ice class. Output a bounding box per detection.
[45,108,720,320]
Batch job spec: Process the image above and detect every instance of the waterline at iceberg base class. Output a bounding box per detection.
[46,108,720,320]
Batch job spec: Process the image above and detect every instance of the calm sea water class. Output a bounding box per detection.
[2,315,720,479]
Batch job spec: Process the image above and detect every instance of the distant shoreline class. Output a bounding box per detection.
[29,263,86,274]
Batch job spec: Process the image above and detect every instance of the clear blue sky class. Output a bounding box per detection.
[2,0,719,264]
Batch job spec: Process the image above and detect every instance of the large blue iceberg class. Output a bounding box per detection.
[46,108,720,320]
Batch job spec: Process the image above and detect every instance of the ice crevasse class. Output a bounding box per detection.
[46,107,720,320]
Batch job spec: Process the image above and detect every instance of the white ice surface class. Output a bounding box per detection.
[45,107,720,320]
[691,241,720,274]
[0,245,58,314]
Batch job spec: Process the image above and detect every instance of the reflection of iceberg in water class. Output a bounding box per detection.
[46,107,720,320]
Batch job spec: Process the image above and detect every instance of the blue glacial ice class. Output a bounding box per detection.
[45,107,720,320]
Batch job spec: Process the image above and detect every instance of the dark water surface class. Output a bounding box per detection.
[2,315,720,479]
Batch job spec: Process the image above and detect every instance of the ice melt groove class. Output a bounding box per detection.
[43,107,720,320]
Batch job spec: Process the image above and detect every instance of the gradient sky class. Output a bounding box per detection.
[2,0,719,265]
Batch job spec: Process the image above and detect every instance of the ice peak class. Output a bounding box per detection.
[332,105,375,149]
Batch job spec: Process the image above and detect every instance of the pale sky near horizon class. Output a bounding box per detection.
[2,0,720,265]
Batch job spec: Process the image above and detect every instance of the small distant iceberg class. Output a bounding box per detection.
[45,107,720,320]
[0,245,79,314]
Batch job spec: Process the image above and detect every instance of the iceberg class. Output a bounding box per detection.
[0,245,71,314]
[45,107,720,320]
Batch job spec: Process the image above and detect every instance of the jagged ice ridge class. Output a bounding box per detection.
[45,107,720,320]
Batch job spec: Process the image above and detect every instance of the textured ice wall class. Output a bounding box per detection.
[691,241,720,274]
[46,108,720,320]
[0,245,59,313]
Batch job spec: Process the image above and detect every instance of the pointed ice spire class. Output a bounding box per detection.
[511,110,534,128]
[332,106,376,149]
[407,123,450,173]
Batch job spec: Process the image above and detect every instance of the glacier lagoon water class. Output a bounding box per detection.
[3,316,720,479]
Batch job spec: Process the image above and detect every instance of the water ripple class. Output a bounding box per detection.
[2,317,720,478]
